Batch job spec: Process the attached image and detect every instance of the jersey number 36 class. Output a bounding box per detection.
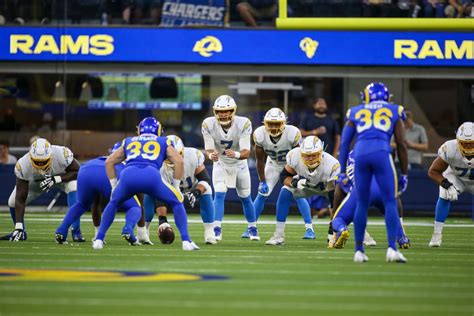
[355,108,393,133]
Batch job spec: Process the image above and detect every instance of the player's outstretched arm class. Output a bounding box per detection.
[428,157,449,186]
[166,146,184,181]
[280,165,298,187]
[338,121,356,174]
[394,119,408,175]
[14,178,29,224]
[194,164,211,194]
[105,146,125,190]
[255,145,266,181]
[60,158,80,182]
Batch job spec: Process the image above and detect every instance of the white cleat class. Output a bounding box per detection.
[386,247,407,263]
[138,236,154,245]
[353,250,369,263]
[92,239,104,250]
[265,233,285,245]
[363,230,377,247]
[429,233,442,247]
[204,232,217,245]
[182,240,200,251]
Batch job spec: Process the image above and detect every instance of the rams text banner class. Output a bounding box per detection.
[1,27,473,66]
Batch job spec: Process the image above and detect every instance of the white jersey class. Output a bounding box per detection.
[160,147,205,192]
[202,115,252,166]
[286,148,340,197]
[438,140,474,186]
[14,145,74,182]
[253,124,301,168]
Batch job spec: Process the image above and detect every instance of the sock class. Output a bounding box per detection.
[276,221,285,235]
[214,192,226,222]
[354,200,368,253]
[435,197,451,223]
[214,220,222,228]
[135,225,148,239]
[276,188,293,223]
[384,199,399,250]
[56,201,87,236]
[200,194,214,223]
[434,221,444,235]
[94,226,99,235]
[247,221,256,228]
[173,203,190,242]
[96,200,119,241]
[124,207,141,234]
[305,223,313,230]
[253,194,267,220]
[9,207,15,223]
[67,191,80,231]
[241,196,256,223]
[295,198,312,224]
[144,194,155,223]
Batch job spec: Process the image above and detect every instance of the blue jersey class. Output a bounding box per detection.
[122,134,170,169]
[82,156,125,178]
[346,102,405,156]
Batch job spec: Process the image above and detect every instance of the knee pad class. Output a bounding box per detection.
[198,181,212,196]
[237,188,250,198]
[64,180,77,194]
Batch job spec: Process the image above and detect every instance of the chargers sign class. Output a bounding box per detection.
[0,27,472,66]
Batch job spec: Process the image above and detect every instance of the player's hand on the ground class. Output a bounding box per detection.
[224,149,236,158]
[184,189,201,208]
[258,181,269,194]
[10,223,26,242]
[446,185,460,201]
[209,151,219,162]
[39,175,58,192]
[398,174,408,196]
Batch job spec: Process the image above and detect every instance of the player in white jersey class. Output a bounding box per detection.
[202,95,259,241]
[251,108,315,239]
[144,135,217,245]
[2,138,81,242]
[428,122,474,247]
[266,136,340,245]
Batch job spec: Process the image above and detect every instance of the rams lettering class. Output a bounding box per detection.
[394,40,473,60]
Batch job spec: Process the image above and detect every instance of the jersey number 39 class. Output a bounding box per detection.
[126,141,161,160]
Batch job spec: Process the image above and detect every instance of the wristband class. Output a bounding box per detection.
[109,178,118,187]
[440,178,452,190]
[234,152,241,159]
[54,176,62,184]
[290,178,299,188]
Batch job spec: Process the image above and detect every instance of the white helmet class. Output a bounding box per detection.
[456,122,474,159]
[29,138,53,172]
[264,108,286,137]
[213,95,237,127]
[300,136,324,169]
[167,135,184,156]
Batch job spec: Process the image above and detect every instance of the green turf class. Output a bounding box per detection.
[0,213,473,316]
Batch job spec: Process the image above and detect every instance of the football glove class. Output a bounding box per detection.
[10,223,26,242]
[184,189,201,208]
[290,176,308,190]
[40,175,61,192]
[398,174,408,196]
[336,173,351,194]
[258,181,269,194]
[441,179,460,201]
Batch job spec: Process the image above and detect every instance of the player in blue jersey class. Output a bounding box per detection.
[338,82,409,263]
[93,117,199,251]
[55,142,143,245]
[330,151,410,249]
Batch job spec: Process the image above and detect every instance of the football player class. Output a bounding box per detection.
[3,138,82,242]
[252,108,315,239]
[144,135,216,245]
[428,122,473,247]
[55,142,144,245]
[202,95,259,241]
[93,117,199,251]
[338,82,409,263]
[266,136,340,245]
[330,150,410,249]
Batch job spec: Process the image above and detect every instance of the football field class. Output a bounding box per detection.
[0,212,473,316]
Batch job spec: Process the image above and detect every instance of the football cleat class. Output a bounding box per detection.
[182,240,200,251]
[241,229,250,239]
[334,230,350,249]
[386,247,407,263]
[55,233,68,244]
[214,226,222,241]
[429,233,442,247]
[204,227,217,245]
[398,236,411,249]
[92,239,104,250]
[248,227,260,241]
[265,233,284,245]
[71,228,86,242]
[0,231,28,241]
[303,228,316,239]
[363,230,377,246]
[137,230,153,245]
[122,234,141,246]
[327,234,336,249]
[354,251,369,263]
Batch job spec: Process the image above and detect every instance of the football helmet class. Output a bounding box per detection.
[213,95,237,127]
[108,141,122,154]
[263,107,286,137]
[29,138,53,172]
[137,117,162,136]
[456,122,474,159]
[360,82,390,104]
[300,136,324,169]
[167,135,184,156]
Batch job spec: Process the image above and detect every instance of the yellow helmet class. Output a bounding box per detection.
[456,122,474,157]
[263,108,286,138]
[29,138,52,172]
[213,95,237,127]
[300,136,324,169]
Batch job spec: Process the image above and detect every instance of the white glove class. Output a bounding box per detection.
[446,185,460,201]
[296,179,308,190]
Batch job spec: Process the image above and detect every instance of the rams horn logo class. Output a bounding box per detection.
[193,36,223,57]
[299,37,319,59]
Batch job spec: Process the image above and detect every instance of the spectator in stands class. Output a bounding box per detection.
[0,140,17,165]
[236,0,277,27]
[300,98,340,158]
[422,0,446,17]
[404,111,428,169]
[444,0,472,17]
[362,0,395,17]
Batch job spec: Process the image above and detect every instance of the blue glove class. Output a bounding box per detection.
[258,181,269,194]
[336,173,352,194]
[398,174,408,196]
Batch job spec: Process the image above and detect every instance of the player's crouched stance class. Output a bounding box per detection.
[2,138,82,242]
[428,122,474,247]
[266,136,340,245]
[93,117,199,251]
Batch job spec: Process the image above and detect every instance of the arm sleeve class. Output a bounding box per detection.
[202,121,215,150]
[338,123,356,173]
[239,135,251,151]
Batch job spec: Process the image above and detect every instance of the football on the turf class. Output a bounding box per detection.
[158,223,175,244]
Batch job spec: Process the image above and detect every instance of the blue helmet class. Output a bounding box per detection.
[137,117,162,136]
[108,141,122,154]
[360,82,390,104]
